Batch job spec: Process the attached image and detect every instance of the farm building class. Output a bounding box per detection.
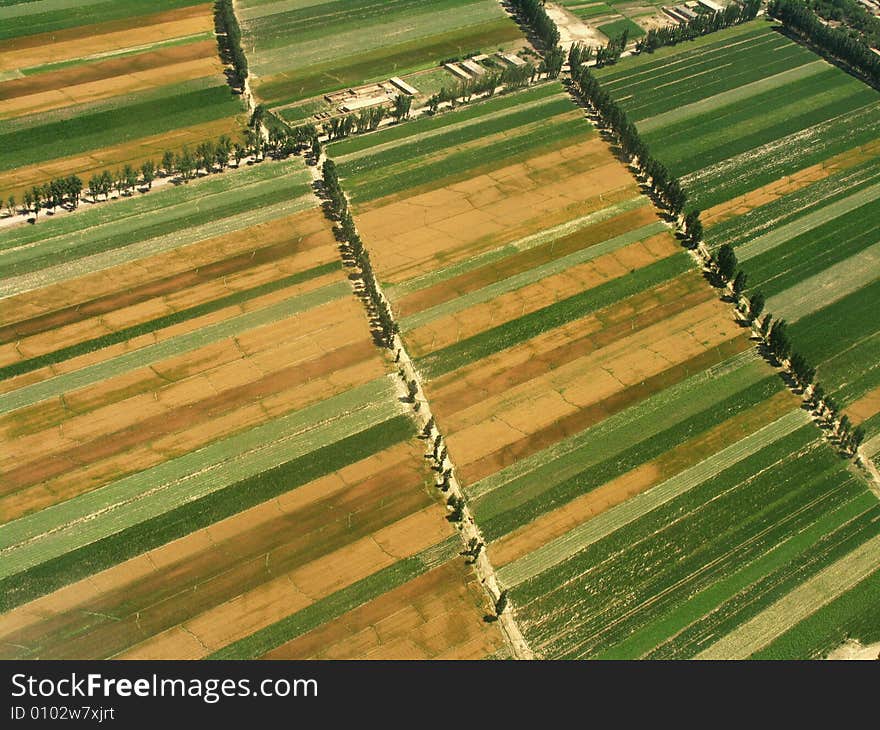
[698,0,725,11]
[444,62,472,80]
[461,59,486,76]
[390,77,419,95]
[497,52,527,67]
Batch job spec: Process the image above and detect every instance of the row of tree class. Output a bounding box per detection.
[568,54,868,461]
[707,241,865,456]
[508,0,561,50]
[770,0,880,86]
[636,0,762,53]
[572,64,689,216]
[5,124,325,220]
[809,0,880,51]
[319,95,411,141]
[321,159,398,348]
[215,0,248,85]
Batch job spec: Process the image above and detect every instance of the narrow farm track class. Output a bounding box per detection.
[309,150,533,659]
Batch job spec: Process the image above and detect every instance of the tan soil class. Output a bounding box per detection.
[356,140,637,285]
[406,235,679,359]
[395,205,661,318]
[260,561,503,660]
[442,297,738,470]
[826,639,880,660]
[0,57,221,120]
[0,443,435,659]
[458,338,751,485]
[0,271,342,395]
[490,390,797,565]
[845,385,880,423]
[427,273,711,420]
[2,344,380,514]
[702,139,880,228]
[115,507,451,659]
[0,5,214,71]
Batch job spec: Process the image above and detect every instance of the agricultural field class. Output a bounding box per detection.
[0,158,505,660]
[0,0,245,199]
[596,18,880,455]
[238,0,526,108]
[332,81,880,658]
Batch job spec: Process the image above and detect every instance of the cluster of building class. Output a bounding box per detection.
[444,52,525,81]
[324,77,419,114]
[662,0,725,23]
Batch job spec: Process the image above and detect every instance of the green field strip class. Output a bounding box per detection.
[15,33,215,77]
[466,349,763,502]
[0,280,349,415]
[0,412,415,612]
[0,384,404,580]
[597,17,645,40]
[696,531,880,659]
[607,34,806,120]
[0,75,224,136]
[737,181,880,262]
[554,469,862,659]
[743,198,880,300]
[706,158,880,251]
[681,103,880,210]
[340,101,579,194]
[0,377,397,553]
[339,96,576,179]
[330,83,561,158]
[0,157,309,255]
[1,169,313,279]
[650,85,878,181]
[512,432,847,657]
[790,278,880,369]
[415,252,691,377]
[0,83,241,173]
[0,158,307,254]
[255,18,521,107]
[399,222,667,331]
[385,197,648,299]
[754,565,880,659]
[333,86,565,164]
[495,409,812,589]
[0,0,206,41]
[477,374,787,542]
[208,535,461,660]
[638,60,828,134]
[766,241,880,323]
[641,497,880,659]
[246,0,504,72]
[346,115,587,203]
[597,490,880,659]
[596,22,773,84]
[1,194,316,299]
[0,261,339,380]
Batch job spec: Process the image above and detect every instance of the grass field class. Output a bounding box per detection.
[0,157,504,660]
[596,18,880,443]
[0,1,245,200]
[332,81,880,658]
[239,0,524,107]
